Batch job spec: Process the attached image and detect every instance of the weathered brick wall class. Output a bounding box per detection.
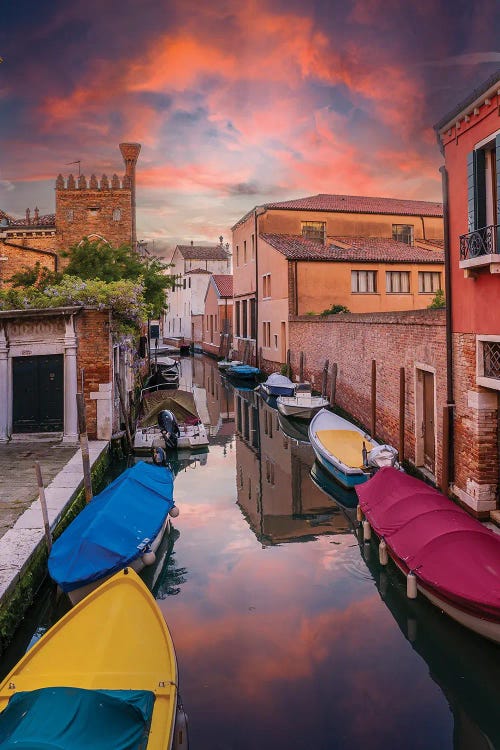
[452,333,498,513]
[56,185,132,256]
[0,240,57,285]
[76,309,112,439]
[287,309,447,474]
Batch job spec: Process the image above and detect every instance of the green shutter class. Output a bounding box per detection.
[467,151,475,232]
[467,150,486,231]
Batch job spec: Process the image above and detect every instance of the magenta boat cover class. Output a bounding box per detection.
[356,467,500,619]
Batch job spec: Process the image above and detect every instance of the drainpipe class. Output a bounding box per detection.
[440,165,455,484]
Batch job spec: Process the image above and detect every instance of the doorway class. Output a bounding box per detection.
[415,365,436,476]
[12,354,64,433]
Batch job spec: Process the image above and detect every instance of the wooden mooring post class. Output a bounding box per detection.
[286,349,291,379]
[299,351,304,382]
[399,367,405,463]
[34,461,52,553]
[330,363,338,406]
[115,372,133,453]
[371,359,377,437]
[76,392,93,504]
[321,359,329,398]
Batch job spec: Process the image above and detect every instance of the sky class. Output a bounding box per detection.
[1,0,499,253]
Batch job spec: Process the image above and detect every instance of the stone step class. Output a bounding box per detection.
[489,509,500,528]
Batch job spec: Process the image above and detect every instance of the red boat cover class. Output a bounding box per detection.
[356,467,500,619]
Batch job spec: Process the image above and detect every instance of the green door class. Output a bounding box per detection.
[13,355,64,432]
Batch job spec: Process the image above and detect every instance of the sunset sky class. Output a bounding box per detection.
[1,0,499,251]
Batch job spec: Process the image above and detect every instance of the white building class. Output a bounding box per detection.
[163,239,231,347]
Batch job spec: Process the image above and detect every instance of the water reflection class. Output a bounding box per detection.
[1,357,499,750]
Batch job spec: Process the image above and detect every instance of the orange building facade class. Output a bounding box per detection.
[202,274,233,357]
[232,196,444,367]
[435,69,500,516]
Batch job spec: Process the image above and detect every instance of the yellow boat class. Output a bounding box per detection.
[0,569,186,749]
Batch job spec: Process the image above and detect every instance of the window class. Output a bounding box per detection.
[112,208,121,221]
[301,221,326,242]
[386,271,410,293]
[251,234,255,258]
[263,273,271,298]
[250,298,256,339]
[418,272,441,294]
[274,334,278,349]
[66,209,74,222]
[183,278,186,289]
[188,277,191,288]
[235,301,240,336]
[244,240,247,263]
[392,224,414,245]
[242,300,248,338]
[477,336,500,391]
[236,245,239,266]
[262,321,271,347]
[468,136,499,232]
[351,270,377,293]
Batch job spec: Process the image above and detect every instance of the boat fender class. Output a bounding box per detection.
[378,538,388,566]
[173,703,189,749]
[169,506,180,518]
[406,571,417,599]
[362,519,371,541]
[356,505,363,523]
[142,550,156,566]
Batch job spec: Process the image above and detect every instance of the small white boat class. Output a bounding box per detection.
[134,420,209,454]
[134,388,209,455]
[218,358,243,371]
[309,408,398,488]
[277,392,330,420]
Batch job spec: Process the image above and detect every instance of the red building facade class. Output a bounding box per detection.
[435,69,500,516]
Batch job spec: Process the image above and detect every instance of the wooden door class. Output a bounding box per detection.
[13,355,64,432]
[422,371,435,473]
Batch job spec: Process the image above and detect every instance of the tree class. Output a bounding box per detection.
[9,261,61,289]
[61,239,174,317]
[428,289,445,309]
[320,303,350,316]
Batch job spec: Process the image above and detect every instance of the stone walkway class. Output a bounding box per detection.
[0,442,79,541]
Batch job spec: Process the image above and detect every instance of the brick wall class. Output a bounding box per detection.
[76,309,112,439]
[286,309,447,477]
[0,240,57,285]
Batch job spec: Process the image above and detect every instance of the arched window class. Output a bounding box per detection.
[112,208,121,221]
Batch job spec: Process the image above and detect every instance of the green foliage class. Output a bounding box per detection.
[1,239,175,326]
[320,303,350,316]
[9,261,61,289]
[428,289,445,309]
[280,363,291,377]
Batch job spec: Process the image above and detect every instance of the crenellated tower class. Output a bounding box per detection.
[55,143,141,258]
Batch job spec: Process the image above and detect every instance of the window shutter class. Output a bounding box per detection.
[496,135,500,229]
[467,151,475,232]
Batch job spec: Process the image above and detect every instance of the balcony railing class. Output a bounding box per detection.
[459,224,499,261]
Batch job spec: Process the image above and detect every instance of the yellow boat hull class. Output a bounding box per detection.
[0,569,178,750]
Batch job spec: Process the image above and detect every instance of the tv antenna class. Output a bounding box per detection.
[66,160,81,176]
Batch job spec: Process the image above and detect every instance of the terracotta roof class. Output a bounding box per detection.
[260,234,445,264]
[211,274,233,298]
[263,194,443,217]
[7,214,56,228]
[185,268,211,275]
[177,244,230,260]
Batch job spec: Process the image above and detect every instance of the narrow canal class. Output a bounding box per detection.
[2,355,499,749]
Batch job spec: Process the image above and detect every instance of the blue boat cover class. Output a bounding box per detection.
[0,687,154,750]
[227,365,260,376]
[48,461,174,592]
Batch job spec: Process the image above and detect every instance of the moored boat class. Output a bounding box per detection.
[0,568,186,750]
[259,372,295,397]
[218,358,243,371]
[308,408,398,488]
[226,364,261,381]
[134,389,209,455]
[277,392,330,420]
[356,466,500,645]
[48,461,177,605]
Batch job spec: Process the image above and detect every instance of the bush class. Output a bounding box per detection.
[320,304,350,316]
[428,289,445,309]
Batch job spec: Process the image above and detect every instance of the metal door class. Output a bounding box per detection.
[423,371,435,473]
[13,355,64,432]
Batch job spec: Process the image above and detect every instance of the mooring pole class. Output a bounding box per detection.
[299,351,304,382]
[322,359,329,398]
[330,363,338,406]
[115,373,133,453]
[371,359,377,437]
[34,461,52,553]
[76,392,93,504]
[399,367,405,463]
[286,349,291,379]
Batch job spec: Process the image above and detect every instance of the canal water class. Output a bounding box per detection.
[1,354,499,749]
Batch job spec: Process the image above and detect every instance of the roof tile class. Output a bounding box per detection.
[212,274,233,298]
[264,194,443,217]
[177,244,230,260]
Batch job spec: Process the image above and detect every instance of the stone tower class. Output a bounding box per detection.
[119,142,141,250]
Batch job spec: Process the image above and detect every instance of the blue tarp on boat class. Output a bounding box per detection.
[227,365,260,378]
[48,461,174,593]
[0,687,154,750]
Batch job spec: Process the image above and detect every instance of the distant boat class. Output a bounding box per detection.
[357,467,500,645]
[226,364,261,381]
[0,569,186,750]
[309,408,398,488]
[277,391,330,420]
[218,358,243,371]
[48,462,177,605]
[260,372,295,397]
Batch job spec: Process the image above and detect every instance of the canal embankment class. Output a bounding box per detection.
[0,440,109,654]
